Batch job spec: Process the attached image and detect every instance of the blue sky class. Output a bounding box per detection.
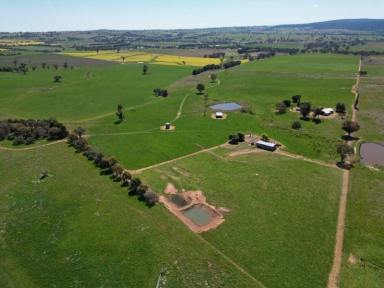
[1,0,383,32]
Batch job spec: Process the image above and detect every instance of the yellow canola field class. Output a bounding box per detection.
[0,40,44,46]
[61,51,221,67]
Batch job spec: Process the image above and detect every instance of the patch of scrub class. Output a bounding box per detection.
[360,142,384,166]
[182,204,217,226]
[210,102,242,111]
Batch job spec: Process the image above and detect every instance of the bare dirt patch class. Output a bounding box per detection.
[160,184,225,233]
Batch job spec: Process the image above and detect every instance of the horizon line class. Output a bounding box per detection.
[1,18,382,34]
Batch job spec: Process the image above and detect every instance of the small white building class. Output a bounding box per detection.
[256,140,278,152]
[322,108,334,116]
[215,112,224,119]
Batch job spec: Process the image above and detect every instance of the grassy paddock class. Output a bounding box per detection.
[140,149,342,288]
[0,144,259,288]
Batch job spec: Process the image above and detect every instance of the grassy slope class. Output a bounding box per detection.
[0,144,258,288]
[340,56,384,287]
[0,63,191,121]
[140,150,342,288]
[87,54,358,169]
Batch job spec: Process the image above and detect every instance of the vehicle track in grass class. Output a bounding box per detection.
[327,56,362,288]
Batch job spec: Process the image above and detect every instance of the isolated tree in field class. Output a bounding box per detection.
[336,143,354,165]
[292,121,302,130]
[63,62,68,69]
[210,73,217,82]
[261,134,270,142]
[121,56,126,63]
[41,62,47,69]
[53,75,62,83]
[299,102,311,120]
[336,102,346,114]
[142,64,148,75]
[53,64,59,70]
[116,104,124,123]
[96,49,100,54]
[342,120,360,138]
[292,95,302,107]
[74,127,85,138]
[275,102,287,114]
[220,55,225,68]
[196,83,205,94]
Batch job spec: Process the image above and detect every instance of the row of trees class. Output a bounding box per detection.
[0,118,68,145]
[192,60,241,76]
[67,130,158,207]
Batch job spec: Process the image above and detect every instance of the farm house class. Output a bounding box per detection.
[256,140,278,151]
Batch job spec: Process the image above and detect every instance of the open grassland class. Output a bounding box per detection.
[350,41,384,52]
[0,51,370,288]
[140,149,342,288]
[352,56,384,141]
[61,50,221,67]
[0,144,260,288]
[0,63,191,121]
[85,54,358,169]
[340,56,384,287]
[0,54,357,168]
[340,166,384,288]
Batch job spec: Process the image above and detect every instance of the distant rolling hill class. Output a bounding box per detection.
[274,19,384,33]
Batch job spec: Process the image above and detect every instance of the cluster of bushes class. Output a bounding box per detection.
[153,88,169,97]
[0,63,28,74]
[228,133,245,145]
[192,60,241,75]
[67,131,159,207]
[275,99,292,114]
[0,118,68,145]
[248,51,276,61]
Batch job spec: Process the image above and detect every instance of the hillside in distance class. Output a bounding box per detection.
[274,19,384,33]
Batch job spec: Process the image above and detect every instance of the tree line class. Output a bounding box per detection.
[67,129,159,207]
[0,118,68,145]
[192,60,241,75]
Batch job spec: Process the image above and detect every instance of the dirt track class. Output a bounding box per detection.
[327,56,361,288]
[0,139,66,151]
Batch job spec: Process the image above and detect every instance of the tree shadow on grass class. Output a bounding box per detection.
[341,135,360,141]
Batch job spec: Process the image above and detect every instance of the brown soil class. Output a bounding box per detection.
[164,183,178,194]
[160,185,225,233]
